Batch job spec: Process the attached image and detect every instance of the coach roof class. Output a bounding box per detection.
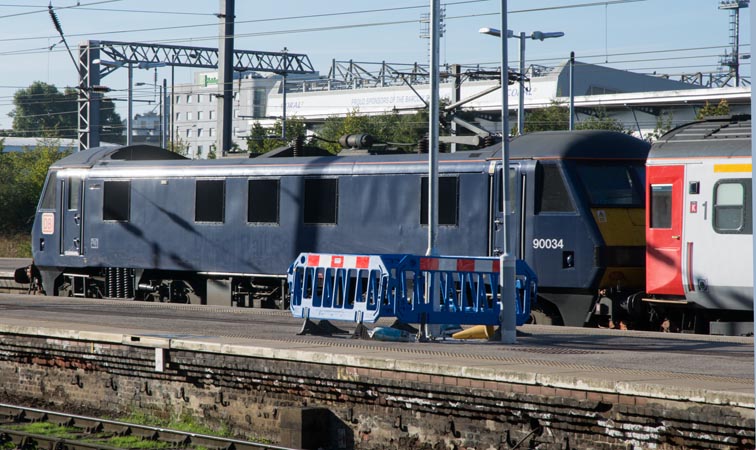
[503,130,650,160]
[649,116,751,159]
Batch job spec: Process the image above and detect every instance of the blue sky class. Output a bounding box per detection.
[0,0,749,129]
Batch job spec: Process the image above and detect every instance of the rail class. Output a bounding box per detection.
[0,403,293,450]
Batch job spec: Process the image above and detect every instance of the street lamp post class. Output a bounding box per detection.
[479,28,564,135]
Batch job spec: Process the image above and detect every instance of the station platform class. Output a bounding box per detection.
[0,293,752,448]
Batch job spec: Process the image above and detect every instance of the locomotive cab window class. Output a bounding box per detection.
[535,163,574,213]
[649,185,672,229]
[195,179,225,223]
[248,179,279,224]
[575,164,643,207]
[304,178,338,225]
[103,180,131,222]
[713,179,751,234]
[420,176,459,226]
[39,171,57,210]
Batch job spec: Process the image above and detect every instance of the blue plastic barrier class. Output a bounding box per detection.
[288,252,537,328]
[393,256,537,327]
[288,253,407,324]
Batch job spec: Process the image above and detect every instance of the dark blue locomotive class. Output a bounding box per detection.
[26,131,649,326]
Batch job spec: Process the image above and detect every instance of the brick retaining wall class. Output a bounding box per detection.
[0,333,752,449]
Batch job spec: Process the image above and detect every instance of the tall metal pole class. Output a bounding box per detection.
[427,0,440,257]
[749,0,755,433]
[217,0,235,157]
[517,32,525,135]
[282,73,287,141]
[423,0,442,340]
[569,51,575,131]
[127,64,133,145]
[162,78,168,148]
[499,0,517,344]
[170,66,175,149]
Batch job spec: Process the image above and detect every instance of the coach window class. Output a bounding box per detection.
[103,180,130,222]
[248,179,279,224]
[420,176,459,226]
[304,178,338,225]
[535,163,574,213]
[649,185,672,229]
[195,179,225,223]
[713,179,751,234]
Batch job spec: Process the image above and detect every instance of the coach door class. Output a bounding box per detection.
[491,165,523,258]
[646,165,684,295]
[61,176,84,256]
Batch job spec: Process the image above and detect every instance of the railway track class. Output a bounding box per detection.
[0,403,294,450]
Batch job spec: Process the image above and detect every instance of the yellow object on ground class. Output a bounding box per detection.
[452,325,495,340]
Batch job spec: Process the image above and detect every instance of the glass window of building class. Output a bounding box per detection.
[197,111,203,120]
[197,128,203,137]
[187,111,193,121]
[209,110,214,120]
[186,94,192,103]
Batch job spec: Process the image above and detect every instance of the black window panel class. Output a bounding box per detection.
[195,180,225,223]
[68,177,81,210]
[39,172,57,210]
[304,178,338,224]
[575,164,643,207]
[248,179,279,223]
[420,176,459,226]
[649,185,672,229]
[713,179,752,234]
[103,180,130,222]
[535,164,575,213]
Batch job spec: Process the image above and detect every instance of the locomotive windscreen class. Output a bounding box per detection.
[574,163,644,207]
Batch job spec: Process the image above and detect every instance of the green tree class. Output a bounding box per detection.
[520,102,628,134]
[316,109,428,153]
[575,107,627,133]
[10,81,124,144]
[521,101,570,133]
[246,117,307,153]
[166,137,189,156]
[695,100,730,120]
[0,139,71,232]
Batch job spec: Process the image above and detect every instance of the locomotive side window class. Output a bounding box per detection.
[248,179,279,224]
[68,177,81,210]
[713,179,752,234]
[39,172,57,210]
[103,180,130,222]
[649,185,672,229]
[420,176,459,226]
[304,178,338,225]
[535,164,574,213]
[195,179,225,223]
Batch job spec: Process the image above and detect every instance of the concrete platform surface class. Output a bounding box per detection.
[0,293,752,408]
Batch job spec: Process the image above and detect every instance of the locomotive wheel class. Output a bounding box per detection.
[528,302,563,326]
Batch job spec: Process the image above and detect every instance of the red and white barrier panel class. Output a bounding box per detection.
[304,253,379,270]
[419,257,499,273]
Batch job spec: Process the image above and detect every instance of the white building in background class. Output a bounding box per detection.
[170,61,750,157]
[171,71,318,158]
